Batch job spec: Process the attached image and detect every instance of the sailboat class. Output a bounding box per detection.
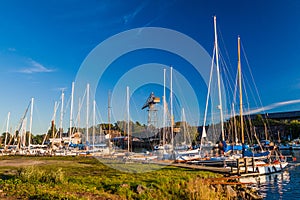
[175,16,225,164]
[227,36,288,175]
[185,17,289,173]
[88,100,111,156]
[123,86,158,161]
[153,67,174,153]
[194,17,250,167]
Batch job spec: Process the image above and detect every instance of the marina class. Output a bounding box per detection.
[1,1,300,199]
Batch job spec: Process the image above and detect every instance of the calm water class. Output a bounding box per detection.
[253,150,300,200]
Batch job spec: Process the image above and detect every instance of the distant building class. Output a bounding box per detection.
[248,110,300,141]
[249,111,300,122]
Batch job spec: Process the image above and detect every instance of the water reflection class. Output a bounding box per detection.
[239,170,290,199]
[260,171,290,199]
[240,150,300,200]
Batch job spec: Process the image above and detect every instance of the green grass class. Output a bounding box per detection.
[0,156,229,200]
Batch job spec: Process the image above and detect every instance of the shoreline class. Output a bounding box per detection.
[0,155,266,199]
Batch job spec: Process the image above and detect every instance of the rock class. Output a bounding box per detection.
[120,183,129,188]
[226,185,237,198]
[136,184,146,194]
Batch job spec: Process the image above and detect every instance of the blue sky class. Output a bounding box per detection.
[0,0,300,134]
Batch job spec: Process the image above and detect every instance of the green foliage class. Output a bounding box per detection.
[32,134,45,145]
[0,156,224,200]
[16,166,65,184]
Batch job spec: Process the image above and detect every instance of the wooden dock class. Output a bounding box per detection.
[165,158,257,175]
[170,163,232,173]
[231,157,256,175]
[145,160,231,173]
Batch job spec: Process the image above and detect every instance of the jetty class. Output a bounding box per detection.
[170,162,231,174]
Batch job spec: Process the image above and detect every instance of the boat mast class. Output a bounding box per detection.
[232,103,238,143]
[163,68,166,146]
[59,90,64,140]
[170,66,174,148]
[28,97,34,148]
[52,101,58,149]
[69,82,74,141]
[214,16,225,141]
[77,97,81,136]
[182,108,187,145]
[108,90,112,150]
[202,44,215,144]
[22,118,27,147]
[86,83,90,144]
[15,101,31,149]
[127,86,130,153]
[4,112,10,149]
[93,100,96,148]
[237,36,244,145]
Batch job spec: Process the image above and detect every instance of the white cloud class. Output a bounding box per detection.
[123,1,148,25]
[243,99,300,115]
[18,58,54,74]
[8,47,16,52]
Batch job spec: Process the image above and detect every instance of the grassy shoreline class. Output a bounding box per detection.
[0,156,232,199]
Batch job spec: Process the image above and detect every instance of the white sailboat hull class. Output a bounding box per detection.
[235,160,289,175]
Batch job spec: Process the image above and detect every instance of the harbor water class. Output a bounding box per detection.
[254,150,300,200]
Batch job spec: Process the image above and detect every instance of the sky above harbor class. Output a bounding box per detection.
[0,0,300,135]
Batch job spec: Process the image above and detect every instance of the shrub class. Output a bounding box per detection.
[16,166,65,184]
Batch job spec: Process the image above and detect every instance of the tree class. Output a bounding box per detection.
[290,120,300,139]
[136,121,141,126]
[47,121,58,139]
[32,134,45,145]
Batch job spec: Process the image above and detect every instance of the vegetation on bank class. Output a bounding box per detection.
[225,114,300,144]
[0,156,232,200]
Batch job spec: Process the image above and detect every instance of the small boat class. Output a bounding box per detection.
[154,144,173,151]
[278,143,292,150]
[129,153,158,161]
[188,157,227,167]
[175,154,201,163]
[291,139,300,150]
[231,157,288,175]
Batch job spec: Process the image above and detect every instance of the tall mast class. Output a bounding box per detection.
[22,118,27,147]
[214,16,225,141]
[77,97,81,134]
[182,108,186,144]
[52,101,58,149]
[4,112,10,149]
[28,97,34,148]
[60,90,64,140]
[170,66,174,148]
[199,45,215,155]
[127,86,130,153]
[163,68,166,146]
[15,101,31,149]
[202,45,215,141]
[232,103,238,143]
[93,100,96,147]
[237,36,244,145]
[86,83,90,143]
[108,90,111,149]
[69,82,74,141]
